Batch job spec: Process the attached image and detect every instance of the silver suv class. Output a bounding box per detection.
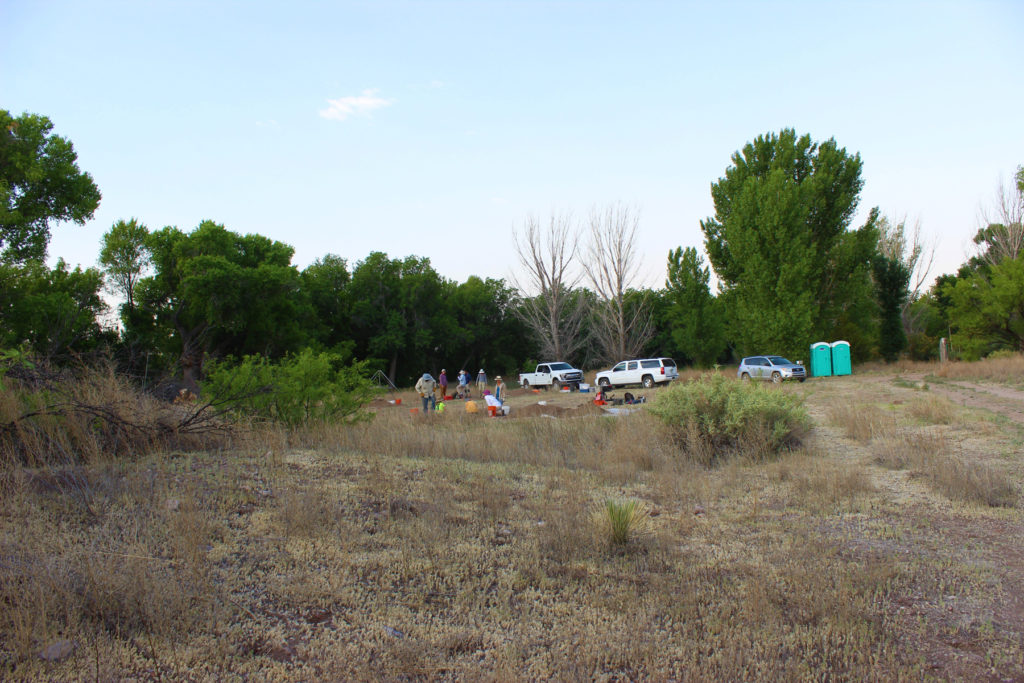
[595,358,679,389]
[737,356,806,383]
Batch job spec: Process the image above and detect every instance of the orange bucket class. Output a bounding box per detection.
[395,398,402,405]
[487,406,497,417]
[409,408,418,414]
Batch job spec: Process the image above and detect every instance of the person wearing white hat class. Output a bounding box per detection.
[414,373,437,413]
[476,368,487,391]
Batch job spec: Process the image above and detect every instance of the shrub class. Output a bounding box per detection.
[597,499,648,546]
[205,349,376,427]
[0,359,229,466]
[649,373,810,464]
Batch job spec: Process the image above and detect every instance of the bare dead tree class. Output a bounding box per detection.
[583,204,654,363]
[877,214,936,334]
[512,213,588,361]
[974,170,1024,266]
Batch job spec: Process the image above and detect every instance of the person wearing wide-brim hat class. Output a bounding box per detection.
[493,376,505,404]
[414,373,437,413]
[476,368,487,390]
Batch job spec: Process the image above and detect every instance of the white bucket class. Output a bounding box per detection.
[501,405,511,415]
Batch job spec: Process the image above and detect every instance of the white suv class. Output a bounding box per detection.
[595,358,679,389]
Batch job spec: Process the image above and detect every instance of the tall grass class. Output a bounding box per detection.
[874,431,1018,508]
[881,353,1024,384]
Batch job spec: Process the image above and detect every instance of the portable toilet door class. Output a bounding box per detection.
[809,342,832,377]
[830,340,852,376]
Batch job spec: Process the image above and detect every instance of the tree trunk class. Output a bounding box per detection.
[177,323,208,395]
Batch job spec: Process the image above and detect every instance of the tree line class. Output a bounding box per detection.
[3,109,1023,392]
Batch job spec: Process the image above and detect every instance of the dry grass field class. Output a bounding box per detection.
[2,361,1024,681]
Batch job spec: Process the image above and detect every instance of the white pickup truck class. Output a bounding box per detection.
[518,362,584,390]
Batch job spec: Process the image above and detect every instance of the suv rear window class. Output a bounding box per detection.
[641,360,660,368]
[661,358,676,367]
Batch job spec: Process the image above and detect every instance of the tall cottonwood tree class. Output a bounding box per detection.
[133,221,309,391]
[701,129,874,359]
[0,110,101,264]
[512,213,588,362]
[583,204,654,363]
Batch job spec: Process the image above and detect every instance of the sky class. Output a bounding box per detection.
[2,0,1022,292]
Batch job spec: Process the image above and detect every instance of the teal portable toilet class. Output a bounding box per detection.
[809,342,832,377]
[831,340,851,376]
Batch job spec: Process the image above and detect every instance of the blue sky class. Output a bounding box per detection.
[3,1,1022,289]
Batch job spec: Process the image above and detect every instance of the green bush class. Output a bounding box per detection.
[205,349,377,426]
[600,499,648,546]
[648,373,810,464]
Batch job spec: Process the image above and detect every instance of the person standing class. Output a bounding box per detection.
[476,368,487,391]
[414,373,437,413]
[457,370,470,398]
[439,369,448,398]
[494,376,505,404]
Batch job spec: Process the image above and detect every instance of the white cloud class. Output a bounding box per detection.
[319,89,394,121]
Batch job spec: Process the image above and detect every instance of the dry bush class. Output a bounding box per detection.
[906,394,958,424]
[0,362,232,466]
[784,450,875,513]
[932,353,1024,383]
[921,454,1018,508]
[874,431,950,470]
[881,354,1024,384]
[873,430,1017,507]
[826,402,894,442]
[0,463,227,667]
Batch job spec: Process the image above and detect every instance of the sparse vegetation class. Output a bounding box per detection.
[1,364,1023,680]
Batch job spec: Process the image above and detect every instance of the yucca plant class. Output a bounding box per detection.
[601,499,648,546]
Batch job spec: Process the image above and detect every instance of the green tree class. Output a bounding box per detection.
[872,254,910,362]
[662,247,726,366]
[0,259,107,359]
[0,110,101,264]
[701,129,873,359]
[349,252,449,385]
[946,254,1024,358]
[133,220,309,391]
[446,276,532,376]
[99,218,150,312]
[301,254,354,358]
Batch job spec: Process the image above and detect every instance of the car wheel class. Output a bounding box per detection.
[642,375,654,389]
[553,379,561,391]
[771,371,781,384]
[798,378,806,383]
[741,372,751,381]
[598,378,610,388]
